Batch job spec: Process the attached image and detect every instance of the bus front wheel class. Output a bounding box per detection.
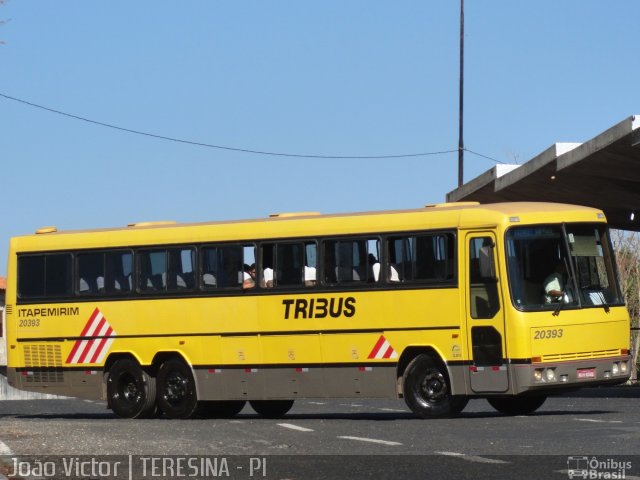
[403,354,468,418]
[156,358,199,419]
[107,358,157,419]
[249,400,294,418]
[487,396,546,416]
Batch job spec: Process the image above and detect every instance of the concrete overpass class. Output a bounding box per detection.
[447,116,640,231]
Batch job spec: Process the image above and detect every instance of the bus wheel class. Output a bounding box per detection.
[403,354,468,418]
[107,358,157,419]
[198,401,246,418]
[156,358,199,419]
[249,400,295,418]
[487,396,546,416]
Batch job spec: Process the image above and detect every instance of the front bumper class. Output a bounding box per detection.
[511,355,632,394]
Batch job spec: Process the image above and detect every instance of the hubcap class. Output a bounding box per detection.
[164,371,188,405]
[118,373,141,405]
[420,370,447,403]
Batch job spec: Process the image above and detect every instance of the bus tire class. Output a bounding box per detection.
[156,358,199,419]
[403,354,468,419]
[107,358,157,419]
[249,400,294,418]
[198,400,246,418]
[487,396,546,416]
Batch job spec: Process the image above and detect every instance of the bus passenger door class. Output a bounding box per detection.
[465,232,509,393]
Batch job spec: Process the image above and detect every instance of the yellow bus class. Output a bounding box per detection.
[4,202,631,419]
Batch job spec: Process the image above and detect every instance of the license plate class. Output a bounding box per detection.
[577,368,596,379]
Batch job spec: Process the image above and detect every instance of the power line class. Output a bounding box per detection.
[464,148,505,165]
[0,91,503,163]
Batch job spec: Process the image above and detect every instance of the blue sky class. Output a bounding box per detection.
[1,1,638,276]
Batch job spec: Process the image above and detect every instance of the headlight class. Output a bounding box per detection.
[534,369,544,382]
[545,368,557,382]
[620,362,628,374]
[612,363,620,375]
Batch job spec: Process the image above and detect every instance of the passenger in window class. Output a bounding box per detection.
[304,265,317,287]
[543,261,567,303]
[243,264,257,289]
[262,266,274,288]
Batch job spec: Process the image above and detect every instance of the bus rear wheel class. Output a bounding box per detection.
[403,354,468,418]
[487,396,546,415]
[249,400,294,418]
[156,358,199,419]
[107,358,157,419]
[198,400,246,418]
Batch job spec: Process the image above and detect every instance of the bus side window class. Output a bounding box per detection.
[105,250,133,293]
[322,238,375,285]
[275,243,304,287]
[138,250,167,292]
[78,252,104,294]
[304,242,317,287]
[18,254,72,298]
[201,245,244,289]
[387,233,455,284]
[261,244,275,288]
[168,248,195,291]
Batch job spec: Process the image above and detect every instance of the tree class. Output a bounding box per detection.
[610,229,640,383]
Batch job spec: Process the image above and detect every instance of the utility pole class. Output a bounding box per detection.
[458,0,465,187]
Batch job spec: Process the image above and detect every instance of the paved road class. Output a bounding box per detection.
[0,387,638,479]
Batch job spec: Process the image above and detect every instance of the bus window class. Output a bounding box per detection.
[242,245,257,289]
[201,245,244,289]
[261,242,310,288]
[78,252,104,294]
[261,244,275,288]
[275,243,304,287]
[168,248,195,291]
[138,250,167,292]
[18,254,72,298]
[304,242,317,287]
[388,233,455,284]
[566,224,623,306]
[323,238,378,285]
[18,255,45,298]
[105,250,133,293]
[469,237,500,319]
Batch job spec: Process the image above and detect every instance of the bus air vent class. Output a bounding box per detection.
[35,226,58,234]
[23,345,64,383]
[424,202,480,208]
[269,212,322,218]
[127,221,177,228]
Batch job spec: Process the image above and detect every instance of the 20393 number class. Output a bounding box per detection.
[19,319,40,327]
[534,329,563,340]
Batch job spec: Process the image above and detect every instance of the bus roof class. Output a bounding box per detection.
[10,202,606,251]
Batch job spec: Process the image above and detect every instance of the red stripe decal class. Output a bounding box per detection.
[89,326,113,364]
[367,335,386,359]
[382,345,395,359]
[76,339,96,364]
[65,308,101,363]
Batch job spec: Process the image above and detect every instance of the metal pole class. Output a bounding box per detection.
[458,0,465,187]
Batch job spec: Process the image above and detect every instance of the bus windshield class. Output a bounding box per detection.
[506,223,623,311]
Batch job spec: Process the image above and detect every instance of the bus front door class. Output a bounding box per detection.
[465,232,509,393]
